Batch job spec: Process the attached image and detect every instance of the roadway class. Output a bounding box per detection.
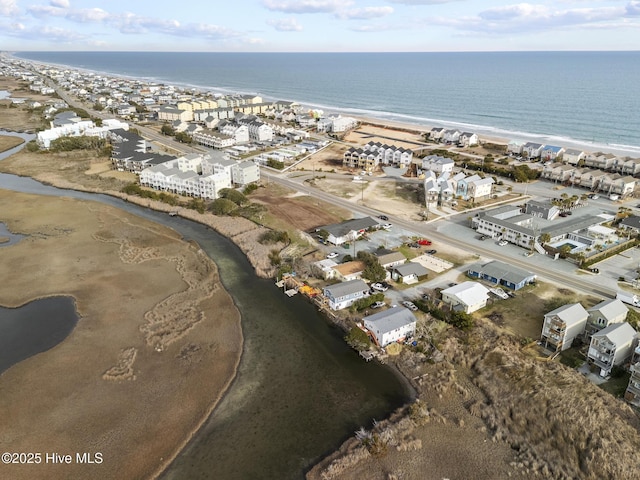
[37,69,622,300]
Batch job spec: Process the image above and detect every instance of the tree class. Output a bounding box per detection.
[539,233,551,245]
[344,327,372,351]
[357,251,387,283]
[160,124,175,136]
[219,188,248,206]
[208,198,238,216]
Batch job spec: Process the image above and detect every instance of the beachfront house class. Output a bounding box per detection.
[522,142,543,160]
[507,140,523,156]
[588,322,637,377]
[585,298,628,338]
[541,145,564,162]
[562,148,585,165]
[441,281,490,314]
[625,352,640,407]
[362,306,417,347]
[323,279,370,311]
[458,132,479,147]
[540,303,589,352]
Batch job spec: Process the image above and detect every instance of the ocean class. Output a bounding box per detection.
[11,51,640,155]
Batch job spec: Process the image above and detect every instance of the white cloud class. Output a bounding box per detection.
[3,21,89,43]
[350,23,397,32]
[387,0,463,4]
[339,6,394,20]
[426,2,637,35]
[261,0,350,14]
[50,0,70,7]
[25,5,245,41]
[267,17,303,31]
[0,0,19,16]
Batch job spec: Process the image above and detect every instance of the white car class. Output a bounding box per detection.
[498,240,508,246]
[371,301,386,309]
[326,252,339,259]
[381,223,392,230]
[371,283,388,292]
[402,301,418,311]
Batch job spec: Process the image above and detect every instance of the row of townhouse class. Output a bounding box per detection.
[541,163,636,196]
[508,141,565,161]
[423,168,494,204]
[139,154,260,199]
[343,142,414,170]
[539,299,638,378]
[428,128,479,147]
[508,140,640,173]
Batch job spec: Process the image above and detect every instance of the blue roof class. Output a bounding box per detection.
[543,145,562,152]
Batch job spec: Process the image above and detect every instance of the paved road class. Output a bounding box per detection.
[36,68,628,301]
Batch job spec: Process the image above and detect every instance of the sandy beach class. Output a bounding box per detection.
[0,190,243,480]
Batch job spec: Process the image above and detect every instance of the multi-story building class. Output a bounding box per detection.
[540,303,589,352]
[588,322,637,377]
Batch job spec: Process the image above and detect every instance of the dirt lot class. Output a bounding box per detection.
[251,183,349,232]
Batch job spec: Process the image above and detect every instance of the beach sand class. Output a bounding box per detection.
[0,190,243,480]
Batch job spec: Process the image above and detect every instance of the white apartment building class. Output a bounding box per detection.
[232,161,260,186]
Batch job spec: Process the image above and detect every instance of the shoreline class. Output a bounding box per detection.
[6,52,640,157]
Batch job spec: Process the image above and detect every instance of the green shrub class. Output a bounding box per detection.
[345,327,372,351]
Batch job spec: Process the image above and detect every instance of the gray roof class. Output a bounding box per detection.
[375,250,406,265]
[363,306,416,335]
[545,303,589,327]
[592,322,637,345]
[588,299,628,321]
[322,217,380,237]
[620,216,640,231]
[323,279,369,298]
[394,262,430,277]
[469,260,536,285]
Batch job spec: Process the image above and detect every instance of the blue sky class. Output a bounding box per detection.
[1,0,639,52]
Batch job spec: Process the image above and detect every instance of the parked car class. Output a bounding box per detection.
[371,301,386,309]
[381,223,392,230]
[408,242,420,249]
[426,249,437,255]
[417,239,432,246]
[326,252,339,259]
[378,215,389,221]
[498,240,508,246]
[371,282,388,292]
[402,301,418,311]
[559,212,568,217]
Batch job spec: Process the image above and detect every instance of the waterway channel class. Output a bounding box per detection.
[0,131,412,479]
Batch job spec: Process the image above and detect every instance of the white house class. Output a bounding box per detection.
[231,160,260,186]
[588,322,637,377]
[441,281,490,314]
[363,306,417,347]
[540,303,589,352]
[419,155,455,174]
[323,279,370,311]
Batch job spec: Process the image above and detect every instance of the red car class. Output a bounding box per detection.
[417,239,432,246]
